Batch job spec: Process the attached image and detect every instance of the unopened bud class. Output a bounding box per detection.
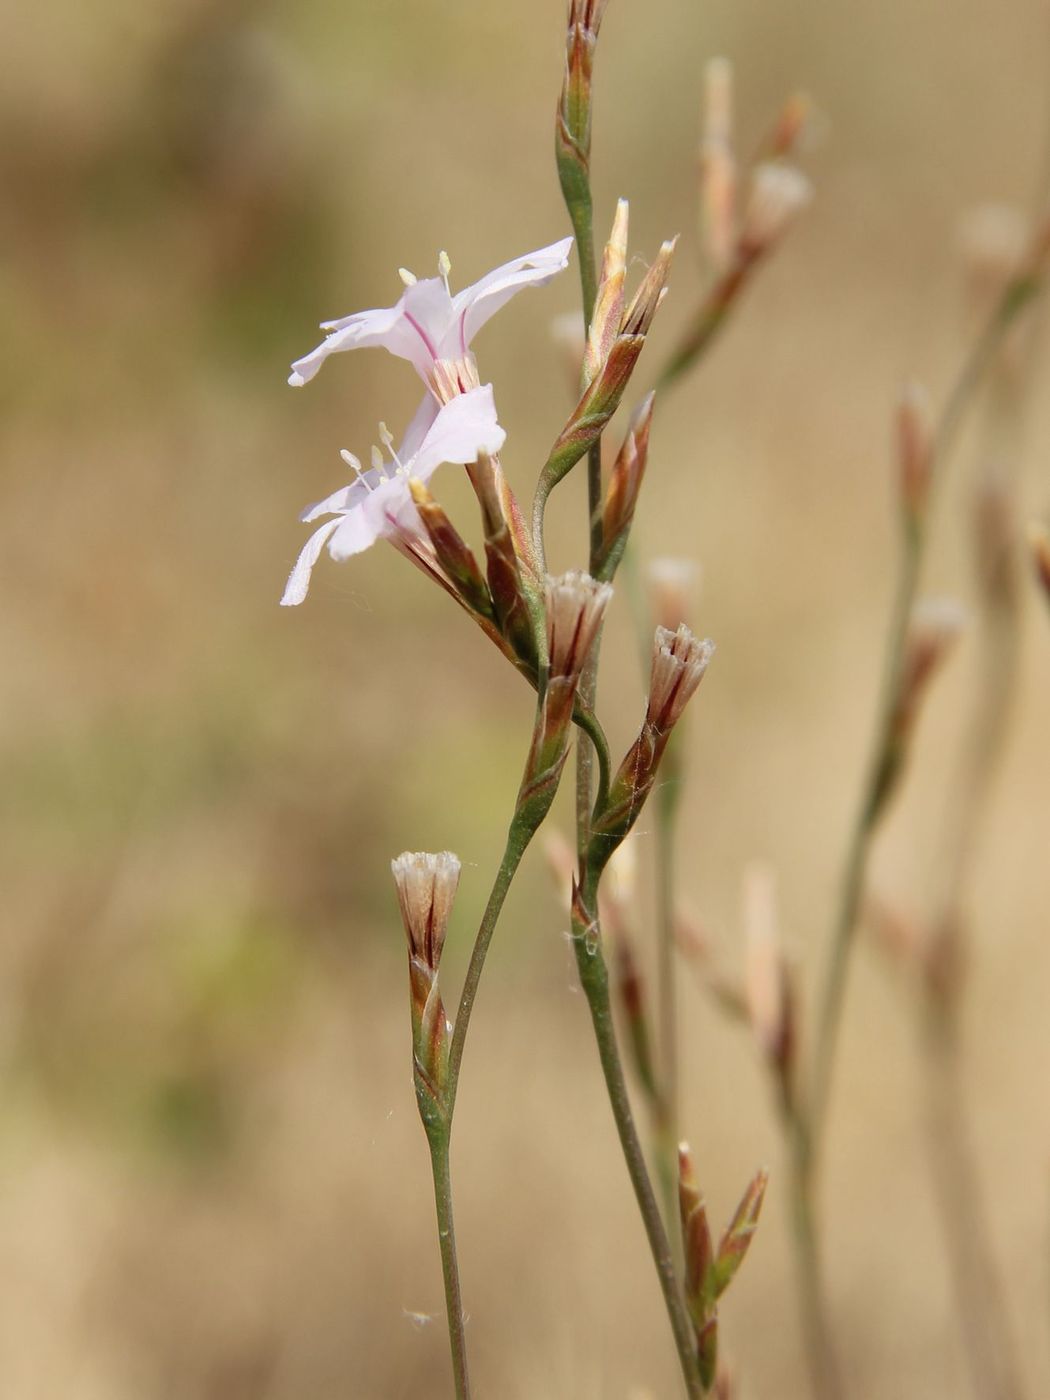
[897,380,933,524]
[622,238,678,336]
[711,1169,769,1297]
[392,850,460,1120]
[648,556,699,632]
[647,624,715,733]
[678,1142,718,1387]
[409,479,492,618]
[739,164,812,257]
[585,199,629,385]
[743,862,793,1078]
[1027,521,1050,606]
[557,0,609,194]
[598,392,655,573]
[546,570,612,682]
[391,850,461,970]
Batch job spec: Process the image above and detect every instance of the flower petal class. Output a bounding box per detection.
[408,385,506,480]
[398,392,441,463]
[280,518,340,606]
[447,236,574,353]
[328,476,406,560]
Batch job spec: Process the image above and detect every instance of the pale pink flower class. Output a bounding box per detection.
[287,237,574,391]
[281,386,505,606]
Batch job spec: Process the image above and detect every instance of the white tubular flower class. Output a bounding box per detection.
[281,386,505,605]
[288,236,574,393]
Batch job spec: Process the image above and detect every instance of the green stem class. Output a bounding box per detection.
[428,1135,472,1400]
[573,873,704,1400]
[785,1114,844,1400]
[448,815,534,1109]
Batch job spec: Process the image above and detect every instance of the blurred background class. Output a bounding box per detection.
[4,0,1050,1395]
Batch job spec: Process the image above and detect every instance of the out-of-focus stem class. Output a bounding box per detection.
[573,868,704,1400]
[808,273,1043,1148]
[656,254,755,391]
[429,1135,472,1400]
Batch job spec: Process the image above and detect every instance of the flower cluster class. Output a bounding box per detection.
[281,238,572,604]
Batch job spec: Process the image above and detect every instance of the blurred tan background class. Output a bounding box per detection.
[4,0,1050,1395]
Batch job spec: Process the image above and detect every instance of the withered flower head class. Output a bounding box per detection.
[391,851,462,970]
[546,570,613,681]
[647,624,715,731]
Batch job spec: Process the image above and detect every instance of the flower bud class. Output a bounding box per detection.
[622,238,678,337]
[392,850,461,971]
[597,392,655,575]
[391,851,461,1121]
[738,163,812,258]
[584,199,629,386]
[678,1142,718,1387]
[896,380,933,525]
[409,478,493,620]
[557,0,609,206]
[647,556,700,632]
[647,625,715,733]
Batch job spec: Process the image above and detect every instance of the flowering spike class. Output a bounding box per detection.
[647,625,715,732]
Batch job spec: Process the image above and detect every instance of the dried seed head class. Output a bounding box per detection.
[1027,520,1050,605]
[739,163,812,256]
[647,556,700,632]
[958,203,1029,294]
[647,624,715,731]
[743,862,792,1071]
[546,570,613,681]
[896,379,933,522]
[622,238,678,336]
[391,851,462,970]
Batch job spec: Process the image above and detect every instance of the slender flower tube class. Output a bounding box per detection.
[281,387,506,605]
